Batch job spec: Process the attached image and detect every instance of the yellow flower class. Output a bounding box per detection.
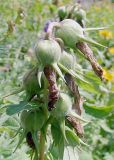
[99,30,113,39]
[103,69,113,81]
[108,47,114,54]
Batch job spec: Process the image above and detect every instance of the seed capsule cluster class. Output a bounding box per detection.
[6,3,107,159]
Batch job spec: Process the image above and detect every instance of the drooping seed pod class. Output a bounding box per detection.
[65,73,84,137]
[44,66,59,111]
[26,132,35,149]
[67,115,84,138]
[56,19,107,49]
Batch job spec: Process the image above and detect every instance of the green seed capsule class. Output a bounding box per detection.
[23,68,43,99]
[20,109,45,132]
[73,9,86,21]
[35,39,61,66]
[20,110,29,129]
[56,19,83,48]
[60,51,76,70]
[52,93,72,118]
[56,19,107,49]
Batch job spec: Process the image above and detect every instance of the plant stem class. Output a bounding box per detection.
[39,131,45,160]
[46,22,60,39]
[39,116,53,160]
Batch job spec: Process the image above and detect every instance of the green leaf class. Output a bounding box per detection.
[59,118,67,142]
[6,101,40,115]
[107,93,114,106]
[51,122,62,146]
[58,137,64,160]
[84,104,114,118]
[32,131,39,154]
[77,79,100,94]
[13,131,26,153]
[65,127,80,146]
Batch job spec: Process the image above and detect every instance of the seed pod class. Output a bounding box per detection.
[59,52,88,83]
[20,109,45,132]
[60,51,75,70]
[73,9,86,22]
[35,39,65,81]
[58,6,67,21]
[56,19,83,49]
[56,19,107,49]
[51,93,72,118]
[35,39,61,66]
[20,110,29,129]
[23,68,42,100]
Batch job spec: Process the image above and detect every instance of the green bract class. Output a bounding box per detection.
[52,93,72,118]
[56,19,107,49]
[35,39,61,66]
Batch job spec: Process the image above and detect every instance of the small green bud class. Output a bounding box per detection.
[60,51,76,70]
[58,6,67,20]
[73,9,86,21]
[52,93,72,118]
